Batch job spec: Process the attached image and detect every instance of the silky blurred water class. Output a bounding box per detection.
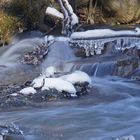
[0,77,140,140]
[0,32,140,140]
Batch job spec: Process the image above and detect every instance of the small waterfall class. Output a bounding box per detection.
[41,41,77,72]
[93,63,99,78]
[70,61,116,77]
[0,38,44,65]
[94,62,117,77]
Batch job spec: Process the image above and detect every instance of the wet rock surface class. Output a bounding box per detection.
[0,123,24,140]
[20,42,48,65]
[0,82,90,109]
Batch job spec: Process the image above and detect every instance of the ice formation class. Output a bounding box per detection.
[61,0,78,26]
[70,28,140,56]
[70,37,140,56]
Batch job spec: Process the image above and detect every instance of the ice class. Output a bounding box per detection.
[70,36,140,56]
[60,71,91,84]
[42,78,77,96]
[20,87,37,95]
[62,0,78,26]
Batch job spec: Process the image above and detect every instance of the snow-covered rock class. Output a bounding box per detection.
[46,7,64,19]
[42,78,77,96]
[60,71,91,84]
[32,75,45,88]
[20,87,37,95]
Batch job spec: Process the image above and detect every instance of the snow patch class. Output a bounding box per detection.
[60,71,91,84]
[42,78,77,96]
[71,28,140,39]
[10,93,18,97]
[42,66,56,77]
[32,75,45,88]
[20,87,37,95]
[46,7,64,19]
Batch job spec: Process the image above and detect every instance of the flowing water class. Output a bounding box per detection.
[0,33,140,139]
[0,77,140,140]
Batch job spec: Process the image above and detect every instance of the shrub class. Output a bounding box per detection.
[0,11,19,46]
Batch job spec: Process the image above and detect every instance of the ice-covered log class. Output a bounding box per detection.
[69,28,140,57]
[71,28,140,39]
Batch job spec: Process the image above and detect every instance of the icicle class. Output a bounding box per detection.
[90,41,95,56]
[69,36,140,57]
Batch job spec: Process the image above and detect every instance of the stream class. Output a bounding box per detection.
[0,31,140,140]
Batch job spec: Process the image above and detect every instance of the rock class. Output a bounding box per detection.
[20,42,48,65]
[116,58,139,77]
[129,68,140,80]
[0,124,24,140]
[100,0,140,23]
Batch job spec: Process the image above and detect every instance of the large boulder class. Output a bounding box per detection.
[99,0,140,23]
[71,0,140,24]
